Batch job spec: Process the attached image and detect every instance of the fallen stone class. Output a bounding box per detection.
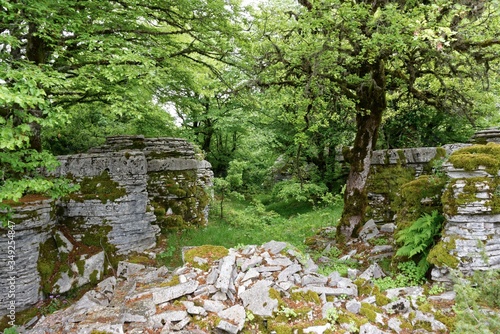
[359,263,385,281]
[412,310,447,331]
[117,261,146,279]
[218,304,246,331]
[346,300,361,314]
[383,298,410,314]
[359,322,388,334]
[216,319,239,334]
[239,280,278,317]
[388,317,402,333]
[299,286,357,297]
[302,274,328,286]
[203,299,225,313]
[428,291,456,301]
[303,323,332,333]
[359,219,379,241]
[258,266,282,274]
[171,316,190,331]
[380,223,396,233]
[265,256,293,267]
[277,263,302,281]
[240,255,263,272]
[206,268,219,285]
[152,280,198,304]
[215,254,236,294]
[262,240,288,254]
[242,268,260,282]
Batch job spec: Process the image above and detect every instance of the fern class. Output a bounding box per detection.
[396,210,444,260]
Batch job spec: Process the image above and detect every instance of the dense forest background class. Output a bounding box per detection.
[1,0,500,239]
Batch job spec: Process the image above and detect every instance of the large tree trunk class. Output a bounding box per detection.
[336,61,386,240]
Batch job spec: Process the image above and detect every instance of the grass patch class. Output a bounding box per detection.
[159,194,343,268]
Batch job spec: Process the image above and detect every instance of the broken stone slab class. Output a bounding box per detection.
[216,320,239,334]
[206,267,219,285]
[298,286,357,297]
[359,323,388,334]
[240,255,263,272]
[411,310,447,331]
[304,257,319,273]
[301,274,328,286]
[346,300,361,314]
[265,256,293,267]
[383,298,410,314]
[187,305,207,316]
[303,323,332,333]
[262,240,288,254]
[256,265,282,272]
[162,310,189,322]
[117,261,146,279]
[428,291,456,302]
[152,280,199,304]
[277,263,302,282]
[370,245,393,254]
[203,299,225,313]
[171,316,190,331]
[388,317,402,334]
[239,280,278,317]
[359,263,385,281]
[242,268,260,282]
[380,223,396,233]
[359,219,379,241]
[218,304,246,332]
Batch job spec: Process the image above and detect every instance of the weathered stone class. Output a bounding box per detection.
[277,263,302,281]
[359,323,388,334]
[302,274,328,286]
[203,300,225,313]
[240,255,263,272]
[383,298,410,314]
[239,280,278,317]
[242,268,260,282]
[346,300,361,314]
[359,219,379,241]
[262,240,288,254]
[412,310,447,331]
[117,261,146,279]
[152,280,199,304]
[216,320,239,334]
[388,317,402,334]
[299,286,357,297]
[218,305,246,331]
[359,263,385,281]
[380,223,396,233]
[303,323,332,333]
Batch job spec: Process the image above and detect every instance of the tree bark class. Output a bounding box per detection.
[337,60,386,240]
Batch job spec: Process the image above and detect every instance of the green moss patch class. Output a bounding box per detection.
[427,237,459,269]
[183,245,228,270]
[67,171,126,203]
[448,143,500,175]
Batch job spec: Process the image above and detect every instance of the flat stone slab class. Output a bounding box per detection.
[215,254,236,293]
[152,280,199,304]
[239,280,278,317]
[262,240,288,254]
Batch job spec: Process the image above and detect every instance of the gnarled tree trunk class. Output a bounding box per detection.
[337,61,386,240]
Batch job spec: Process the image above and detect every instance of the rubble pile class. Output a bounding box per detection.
[28,240,454,334]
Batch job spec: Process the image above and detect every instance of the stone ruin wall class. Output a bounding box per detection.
[0,136,213,316]
[343,128,500,280]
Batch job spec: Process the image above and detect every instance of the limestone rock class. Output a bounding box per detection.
[239,280,278,317]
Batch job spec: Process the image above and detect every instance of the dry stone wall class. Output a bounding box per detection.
[0,136,212,316]
[431,142,500,281]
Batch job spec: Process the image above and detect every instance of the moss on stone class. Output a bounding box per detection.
[183,245,228,270]
[395,175,446,233]
[360,303,381,322]
[427,237,459,269]
[448,142,500,175]
[67,170,126,203]
[37,236,60,294]
[290,289,321,305]
[337,311,368,328]
[442,177,500,215]
[89,269,99,284]
[365,165,416,224]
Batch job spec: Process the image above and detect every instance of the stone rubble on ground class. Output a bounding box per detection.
[28,240,453,334]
